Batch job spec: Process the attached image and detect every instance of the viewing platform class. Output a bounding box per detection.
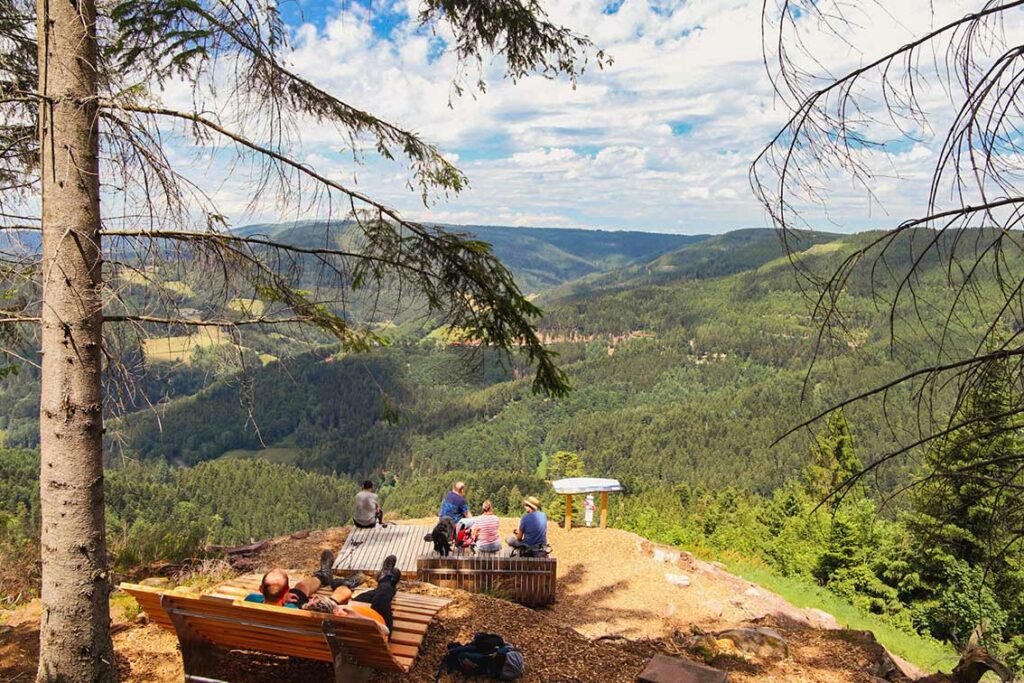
[333,523,435,575]
[333,523,556,606]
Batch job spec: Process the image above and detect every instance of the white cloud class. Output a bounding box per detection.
[136,0,1024,234]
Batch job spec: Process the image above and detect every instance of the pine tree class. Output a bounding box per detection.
[547,450,585,481]
[906,348,1024,643]
[803,410,863,510]
[507,485,523,516]
[0,1,598,678]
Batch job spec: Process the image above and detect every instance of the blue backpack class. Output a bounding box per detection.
[434,632,525,681]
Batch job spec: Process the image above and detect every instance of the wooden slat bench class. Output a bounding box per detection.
[417,554,557,607]
[120,577,449,682]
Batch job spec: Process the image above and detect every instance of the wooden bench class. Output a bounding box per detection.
[417,554,557,606]
[120,577,449,682]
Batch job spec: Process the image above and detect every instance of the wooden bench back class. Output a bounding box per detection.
[120,584,410,672]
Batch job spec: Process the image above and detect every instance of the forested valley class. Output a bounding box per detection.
[3,224,1023,664]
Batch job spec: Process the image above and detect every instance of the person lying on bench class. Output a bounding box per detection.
[245,551,400,638]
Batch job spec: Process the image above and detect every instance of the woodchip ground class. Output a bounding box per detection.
[1,520,925,682]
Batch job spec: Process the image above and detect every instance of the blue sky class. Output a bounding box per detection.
[185,0,997,235]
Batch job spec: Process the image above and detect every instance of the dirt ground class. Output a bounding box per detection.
[1,520,924,682]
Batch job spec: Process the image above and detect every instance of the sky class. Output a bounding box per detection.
[178,0,1015,235]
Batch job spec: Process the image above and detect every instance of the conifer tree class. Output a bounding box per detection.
[507,484,523,515]
[905,350,1024,642]
[0,1,600,679]
[803,410,862,510]
[547,450,585,480]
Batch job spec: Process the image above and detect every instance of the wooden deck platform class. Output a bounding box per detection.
[334,524,435,575]
[333,524,516,575]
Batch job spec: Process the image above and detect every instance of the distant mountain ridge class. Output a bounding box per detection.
[236,220,705,292]
[544,228,843,302]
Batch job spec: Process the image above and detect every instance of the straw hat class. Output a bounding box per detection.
[523,496,542,511]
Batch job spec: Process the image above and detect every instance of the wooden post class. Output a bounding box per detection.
[600,491,608,529]
[565,494,572,531]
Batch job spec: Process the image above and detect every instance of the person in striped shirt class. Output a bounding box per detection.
[471,500,502,553]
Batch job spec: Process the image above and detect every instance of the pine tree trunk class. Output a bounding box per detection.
[34,0,115,679]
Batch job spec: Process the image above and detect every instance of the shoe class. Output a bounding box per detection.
[331,573,366,591]
[304,596,339,614]
[377,555,398,583]
[313,549,336,585]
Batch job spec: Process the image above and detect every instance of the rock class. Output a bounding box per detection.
[653,547,682,564]
[665,572,691,587]
[743,586,760,598]
[637,654,727,683]
[134,612,149,625]
[139,577,169,588]
[804,607,840,629]
[714,627,788,660]
[289,530,310,540]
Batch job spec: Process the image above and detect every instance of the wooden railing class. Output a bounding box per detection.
[417,554,557,607]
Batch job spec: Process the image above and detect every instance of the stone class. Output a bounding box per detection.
[714,627,788,660]
[653,547,682,564]
[743,586,760,598]
[289,530,310,540]
[637,654,727,683]
[804,607,840,629]
[665,572,691,587]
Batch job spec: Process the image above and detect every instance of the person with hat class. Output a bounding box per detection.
[507,495,548,552]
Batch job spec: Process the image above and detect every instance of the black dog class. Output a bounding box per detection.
[425,516,455,556]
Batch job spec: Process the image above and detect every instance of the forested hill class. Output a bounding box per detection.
[0,226,998,497]
[48,226,997,503]
[235,220,702,292]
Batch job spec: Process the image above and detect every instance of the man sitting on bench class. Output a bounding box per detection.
[245,551,400,638]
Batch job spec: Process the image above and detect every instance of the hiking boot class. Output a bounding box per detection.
[331,573,366,591]
[313,549,336,585]
[304,596,339,614]
[377,555,398,583]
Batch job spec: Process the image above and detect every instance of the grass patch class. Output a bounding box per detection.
[220,446,305,465]
[110,591,142,622]
[719,555,958,673]
[227,297,265,316]
[161,280,194,297]
[143,327,228,363]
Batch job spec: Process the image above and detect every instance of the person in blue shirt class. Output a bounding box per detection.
[439,481,471,521]
[507,496,548,553]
